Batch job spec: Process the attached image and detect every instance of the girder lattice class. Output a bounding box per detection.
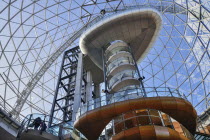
[0,0,209,122]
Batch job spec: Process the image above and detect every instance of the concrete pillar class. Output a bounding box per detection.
[86,71,92,102]
[72,53,83,121]
[94,83,100,98]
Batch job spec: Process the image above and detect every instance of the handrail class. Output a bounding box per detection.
[112,109,195,140]
[17,113,87,139]
[108,70,139,89]
[106,59,135,75]
[0,95,23,123]
[107,51,132,65]
[17,113,61,139]
[77,87,188,117]
[105,46,131,60]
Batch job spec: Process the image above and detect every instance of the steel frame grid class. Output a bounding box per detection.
[0,0,209,127]
[49,46,86,128]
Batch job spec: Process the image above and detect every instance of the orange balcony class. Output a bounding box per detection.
[74,94,197,140]
[112,109,194,140]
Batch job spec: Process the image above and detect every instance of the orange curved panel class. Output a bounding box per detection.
[74,97,197,140]
[124,126,141,139]
[111,126,191,140]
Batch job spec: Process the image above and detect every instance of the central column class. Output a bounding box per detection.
[72,52,83,122]
[74,9,197,140]
[103,41,140,94]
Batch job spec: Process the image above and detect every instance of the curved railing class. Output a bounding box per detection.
[106,57,134,74]
[17,113,87,140]
[0,95,24,123]
[107,51,132,65]
[105,45,130,59]
[108,70,139,89]
[77,87,188,116]
[112,109,195,140]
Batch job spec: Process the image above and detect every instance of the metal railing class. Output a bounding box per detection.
[0,96,23,123]
[106,51,132,65]
[77,87,188,117]
[106,58,135,75]
[105,46,131,60]
[112,109,195,140]
[105,3,187,15]
[17,113,87,140]
[108,70,139,89]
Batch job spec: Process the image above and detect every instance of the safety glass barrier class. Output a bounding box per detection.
[77,87,188,117]
[196,120,210,135]
[17,114,87,140]
[112,109,195,140]
[105,46,131,59]
[17,114,60,138]
[108,70,139,89]
[99,121,113,140]
[106,57,134,74]
[0,96,24,123]
[106,51,132,65]
[61,122,87,140]
[106,61,135,75]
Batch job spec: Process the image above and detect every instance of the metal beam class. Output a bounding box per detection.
[11,26,84,118]
[10,15,105,118]
[85,71,93,102]
[11,2,201,118]
[72,53,83,122]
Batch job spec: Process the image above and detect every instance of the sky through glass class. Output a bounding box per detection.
[0,0,209,121]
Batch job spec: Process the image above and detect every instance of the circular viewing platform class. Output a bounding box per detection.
[74,87,197,140]
[112,109,195,140]
[79,8,162,70]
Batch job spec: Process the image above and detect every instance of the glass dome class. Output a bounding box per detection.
[0,0,209,121]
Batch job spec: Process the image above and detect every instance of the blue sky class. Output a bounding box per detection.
[0,0,209,119]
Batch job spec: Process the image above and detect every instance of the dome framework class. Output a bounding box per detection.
[0,0,209,124]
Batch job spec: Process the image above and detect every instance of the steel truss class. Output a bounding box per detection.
[1,0,208,120]
[49,47,86,127]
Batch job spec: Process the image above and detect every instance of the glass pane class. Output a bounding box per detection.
[114,115,123,125]
[181,125,194,140]
[149,109,159,116]
[151,116,162,126]
[161,113,173,129]
[115,122,124,134]
[172,119,184,135]
[125,118,137,129]
[137,116,150,126]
